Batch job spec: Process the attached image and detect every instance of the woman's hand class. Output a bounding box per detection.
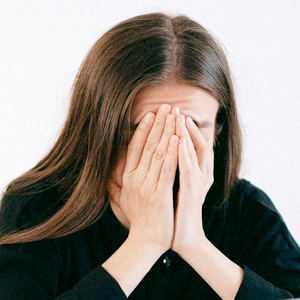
[108,104,179,253]
[171,114,214,255]
[106,109,244,300]
[104,104,179,296]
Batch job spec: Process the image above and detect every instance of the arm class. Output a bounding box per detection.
[176,236,244,300]
[171,114,243,300]
[0,196,127,300]
[0,241,128,300]
[0,105,178,299]
[101,235,164,297]
[171,113,300,299]
[104,105,179,296]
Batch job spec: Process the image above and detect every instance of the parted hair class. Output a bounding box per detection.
[0,13,242,245]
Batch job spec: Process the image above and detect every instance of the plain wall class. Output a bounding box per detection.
[1,0,299,243]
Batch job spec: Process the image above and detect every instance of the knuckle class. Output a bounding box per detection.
[167,146,175,156]
[161,164,172,174]
[153,150,165,161]
[164,119,175,131]
[127,142,137,154]
[156,117,164,126]
[144,140,156,152]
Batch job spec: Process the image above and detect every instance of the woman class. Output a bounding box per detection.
[0,13,299,300]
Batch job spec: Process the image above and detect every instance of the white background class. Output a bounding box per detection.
[1,1,299,243]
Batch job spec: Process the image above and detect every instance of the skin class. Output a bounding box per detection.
[109,83,218,231]
[103,82,244,299]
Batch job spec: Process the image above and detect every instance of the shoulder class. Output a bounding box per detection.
[0,187,61,234]
[226,179,286,227]
[228,179,278,215]
[226,179,299,249]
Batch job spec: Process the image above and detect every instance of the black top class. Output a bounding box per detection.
[0,179,299,299]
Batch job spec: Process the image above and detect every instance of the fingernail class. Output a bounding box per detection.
[186,116,194,127]
[172,107,180,115]
[166,114,175,126]
[159,104,170,116]
[144,112,154,123]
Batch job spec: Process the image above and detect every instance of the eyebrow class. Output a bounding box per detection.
[129,119,213,131]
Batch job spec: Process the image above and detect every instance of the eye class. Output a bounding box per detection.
[193,120,214,129]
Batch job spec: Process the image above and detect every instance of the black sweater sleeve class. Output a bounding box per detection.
[55,266,127,300]
[0,193,127,300]
[0,242,127,300]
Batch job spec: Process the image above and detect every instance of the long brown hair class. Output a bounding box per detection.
[0,13,242,245]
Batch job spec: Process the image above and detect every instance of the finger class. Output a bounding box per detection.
[125,112,155,173]
[171,106,180,116]
[157,135,179,190]
[176,114,197,163]
[178,138,193,188]
[146,113,176,184]
[138,104,171,173]
[186,116,208,172]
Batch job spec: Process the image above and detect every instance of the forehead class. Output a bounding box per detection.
[131,83,219,124]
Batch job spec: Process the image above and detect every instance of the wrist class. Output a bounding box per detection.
[174,232,208,259]
[128,225,173,255]
[174,236,244,300]
[102,234,165,297]
[127,230,170,256]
